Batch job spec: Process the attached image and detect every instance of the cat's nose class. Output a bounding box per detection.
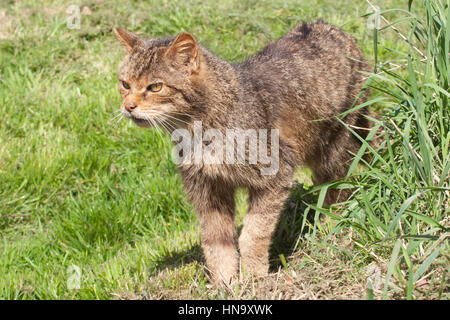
[123,101,137,112]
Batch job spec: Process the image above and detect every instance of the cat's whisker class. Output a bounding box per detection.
[151,117,172,153]
[139,110,192,129]
[159,117,176,133]
[163,119,177,132]
[109,112,124,123]
[144,114,166,143]
[164,111,193,121]
[155,119,168,141]
[147,113,178,132]
[141,111,175,130]
[143,116,155,131]
[113,114,124,128]
[149,110,192,126]
[164,114,192,126]
[157,119,171,133]
[167,111,194,118]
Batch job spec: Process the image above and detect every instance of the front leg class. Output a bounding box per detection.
[239,186,291,276]
[181,172,238,285]
[199,206,238,285]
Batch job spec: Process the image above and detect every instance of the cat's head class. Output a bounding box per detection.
[114,28,202,129]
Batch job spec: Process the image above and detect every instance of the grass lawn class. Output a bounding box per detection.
[0,0,448,299]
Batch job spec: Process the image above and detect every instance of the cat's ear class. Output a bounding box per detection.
[166,32,200,73]
[114,28,140,51]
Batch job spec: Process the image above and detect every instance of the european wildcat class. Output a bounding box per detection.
[114,21,373,285]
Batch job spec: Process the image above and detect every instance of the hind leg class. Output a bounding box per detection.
[311,162,351,206]
[309,135,359,206]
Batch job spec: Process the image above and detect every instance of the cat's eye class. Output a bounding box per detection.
[147,82,163,92]
[121,81,130,90]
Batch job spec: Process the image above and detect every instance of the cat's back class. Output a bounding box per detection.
[236,20,368,117]
[240,20,364,71]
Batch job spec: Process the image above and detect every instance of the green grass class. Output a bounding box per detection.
[0,0,448,299]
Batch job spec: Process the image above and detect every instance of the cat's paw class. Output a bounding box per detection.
[239,257,269,278]
[208,269,237,287]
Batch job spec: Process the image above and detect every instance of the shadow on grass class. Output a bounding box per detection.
[152,243,204,272]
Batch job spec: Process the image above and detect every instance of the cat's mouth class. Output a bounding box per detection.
[130,116,153,128]
[120,108,154,128]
